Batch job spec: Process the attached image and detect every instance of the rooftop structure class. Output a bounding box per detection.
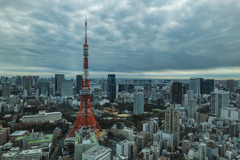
[82,145,111,160]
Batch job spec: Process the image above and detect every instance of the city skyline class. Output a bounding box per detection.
[0,0,240,79]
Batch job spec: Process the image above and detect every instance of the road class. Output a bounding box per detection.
[50,128,71,160]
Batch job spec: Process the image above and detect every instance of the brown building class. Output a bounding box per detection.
[227,79,234,91]
[9,130,29,141]
[0,125,10,145]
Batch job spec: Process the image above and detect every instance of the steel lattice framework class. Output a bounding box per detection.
[68,16,101,139]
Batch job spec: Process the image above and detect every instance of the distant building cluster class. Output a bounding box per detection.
[1,71,240,160]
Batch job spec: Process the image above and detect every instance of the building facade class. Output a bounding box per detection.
[23,76,31,95]
[0,125,10,146]
[61,80,73,96]
[108,74,116,102]
[82,145,111,160]
[172,82,182,104]
[22,110,62,123]
[189,77,201,99]
[2,82,10,98]
[76,75,83,94]
[55,74,65,94]
[211,91,229,115]
[164,107,180,146]
[133,92,144,115]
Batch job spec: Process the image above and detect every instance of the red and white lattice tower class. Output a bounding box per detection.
[68,16,101,139]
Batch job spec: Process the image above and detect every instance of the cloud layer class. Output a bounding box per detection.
[0,0,240,79]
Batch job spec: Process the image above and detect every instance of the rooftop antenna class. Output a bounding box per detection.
[112,68,116,73]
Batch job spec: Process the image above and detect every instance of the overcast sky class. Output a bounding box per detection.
[0,0,240,79]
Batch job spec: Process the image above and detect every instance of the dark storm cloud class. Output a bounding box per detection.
[0,0,240,78]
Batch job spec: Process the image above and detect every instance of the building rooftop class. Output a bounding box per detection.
[10,130,28,136]
[19,149,42,155]
[2,152,18,157]
[15,134,53,144]
[83,145,110,158]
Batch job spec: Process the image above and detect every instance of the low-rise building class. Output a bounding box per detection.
[21,110,62,123]
[9,130,29,141]
[111,124,133,140]
[82,145,111,160]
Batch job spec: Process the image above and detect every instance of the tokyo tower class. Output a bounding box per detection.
[68,16,102,139]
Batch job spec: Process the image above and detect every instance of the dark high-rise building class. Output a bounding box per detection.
[23,76,31,95]
[55,74,65,94]
[144,83,152,92]
[108,74,116,102]
[227,79,234,91]
[182,83,189,94]
[172,82,182,104]
[199,78,204,95]
[76,75,83,94]
[16,76,22,86]
[118,84,126,92]
[203,79,214,94]
[36,82,50,96]
[2,82,10,98]
[200,79,214,94]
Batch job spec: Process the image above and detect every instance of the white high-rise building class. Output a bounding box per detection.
[183,94,188,107]
[211,91,229,115]
[220,107,239,120]
[143,121,154,140]
[199,142,207,160]
[189,78,201,98]
[189,99,197,119]
[187,90,194,100]
[100,78,107,93]
[133,92,144,115]
[116,140,135,160]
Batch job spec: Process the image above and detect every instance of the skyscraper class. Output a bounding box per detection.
[100,78,107,92]
[118,84,126,92]
[76,75,82,94]
[189,99,197,119]
[182,83,189,94]
[165,107,180,146]
[183,94,188,107]
[1,76,5,84]
[108,74,116,102]
[2,82,10,98]
[37,82,50,96]
[55,74,65,94]
[172,82,182,104]
[93,88,99,106]
[189,77,201,98]
[61,80,73,96]
[23,76,31,95]
[202,79,214,94]
[227,79,234,91]
[199,142,207,160]
[144,83,152,92]
[133,92,144,115]
[34,76,39,86]
[211,91,229,115]
[16,76,22,86]
[187,90,194,100]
